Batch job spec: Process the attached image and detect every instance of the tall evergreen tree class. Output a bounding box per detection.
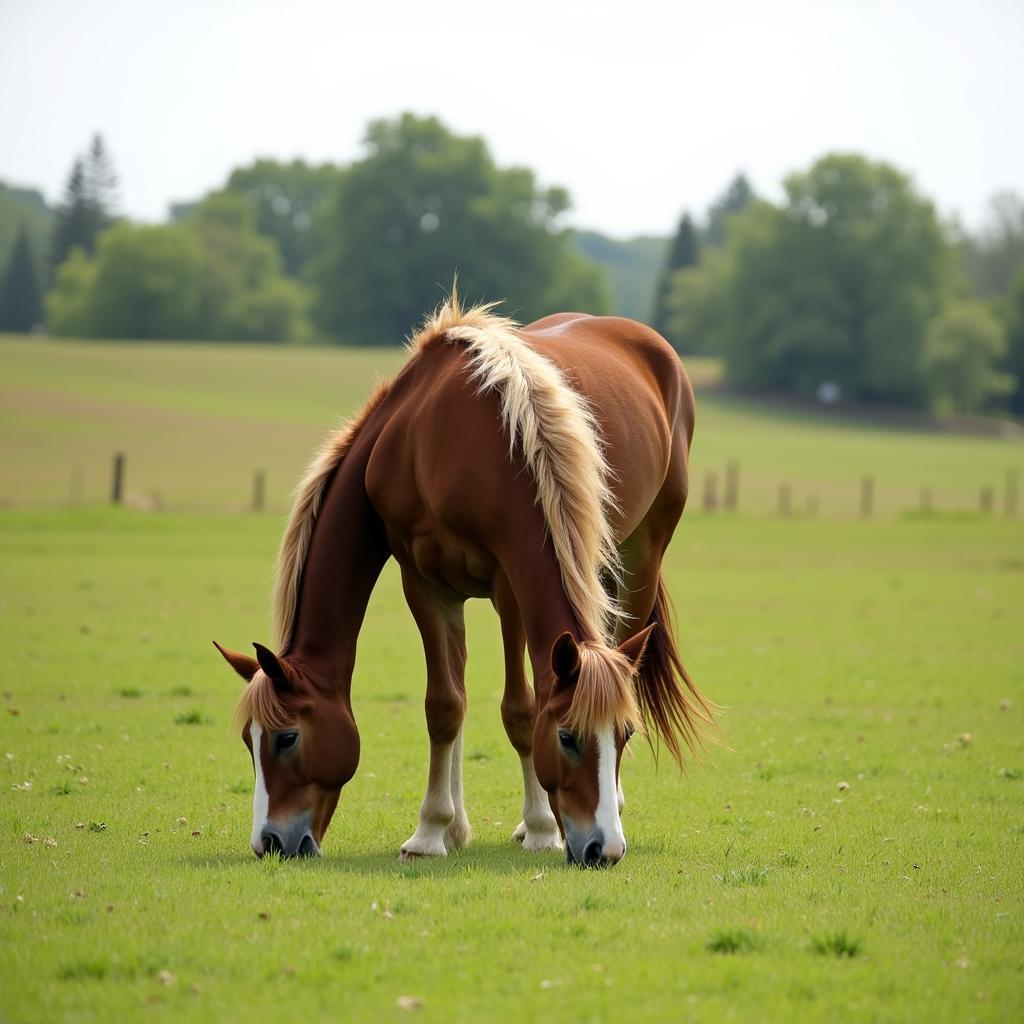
[651,213,698,340]
[0,225,43,331]
[49,136,119,278]
[85,133,118,231]
[705,173,755,247]
[50,158,93,277]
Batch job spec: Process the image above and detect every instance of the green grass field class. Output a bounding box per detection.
[2,335,1023,1022]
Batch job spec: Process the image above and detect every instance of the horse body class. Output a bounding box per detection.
[217,298,711,866]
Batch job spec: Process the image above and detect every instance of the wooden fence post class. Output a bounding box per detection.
[1006,469,1019,518]
[806,494,819,517]
[979,485,994,515]
[778,482,792,518]
[920,487,932,515]
[703,472,718,513]
[860,475,874,518]
[111,453,125,505]
[724,461,739,512]
[252,470,265,513]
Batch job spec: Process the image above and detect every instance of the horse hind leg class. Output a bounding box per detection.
[494,578,562,853]
[399,569,471,860]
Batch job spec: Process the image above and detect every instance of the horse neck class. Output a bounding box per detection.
[286,424,390,695]
[500,536,601,704]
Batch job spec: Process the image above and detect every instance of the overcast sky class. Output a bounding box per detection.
[1,0,1021,237]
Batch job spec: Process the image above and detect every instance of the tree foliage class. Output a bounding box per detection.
[959,192,1024,298]
[49,135,120,278]
[1003,270,1024,414]
[651,213,698,341]
[921,301,1011,413]
[0,182,52,282]
[704,173,755,248]
[47,203,310,342]
[312,114,609,344]
[669,155,955,404]
[175,159,343,278]
[0,225,43,332]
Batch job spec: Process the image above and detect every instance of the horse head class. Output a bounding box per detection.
[531,625,654,868]
[214,641,360,858]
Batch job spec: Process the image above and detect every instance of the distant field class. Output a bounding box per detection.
[3,334,1021,516]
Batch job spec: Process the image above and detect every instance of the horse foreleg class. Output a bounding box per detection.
[399,569,470,860]
[494,577,562,853]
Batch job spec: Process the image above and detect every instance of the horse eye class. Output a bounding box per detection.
[274,730,299,756]
[557,729,581,757]
[623,724,636,743]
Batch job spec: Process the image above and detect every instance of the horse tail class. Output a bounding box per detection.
[633,576,717,766]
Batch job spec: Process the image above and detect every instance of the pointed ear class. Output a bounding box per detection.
[212,641,259,682]
[550,631,581,688]
[618,623,657,671]
[252,642,290,689]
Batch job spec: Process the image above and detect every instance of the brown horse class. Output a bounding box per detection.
[215,294,714,866]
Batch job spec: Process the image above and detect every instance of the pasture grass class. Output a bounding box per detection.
[1,508,1022,1022]
[1,335,1023,1020]
[2,334,1021,517]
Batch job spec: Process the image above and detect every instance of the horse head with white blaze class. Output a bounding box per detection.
[215,292,715,865]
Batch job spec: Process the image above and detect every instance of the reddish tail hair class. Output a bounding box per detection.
[634,576,717,765]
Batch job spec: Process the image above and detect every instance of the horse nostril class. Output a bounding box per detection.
[262,830,284,857]
[297,832,319,858]
[582,839,603,867]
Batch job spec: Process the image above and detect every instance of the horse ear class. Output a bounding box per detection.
[252,642,290,689]
[550,631,581,687]
[212,641,259,682]
[618,623,657,671]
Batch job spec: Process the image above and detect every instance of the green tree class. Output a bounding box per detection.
[0,182,52,282]
[704,173,755,247]
[921,301,1012,413]
[49,222,204,339]
[664,247,730,355]
[959,192,1024,298]
[49,136,120,278]
[706,155,951,404]
[1002,269,1024,414]
[0,225,43,331]
[312,114,609,344]
[47,203,312,342]
[49,159,92,277]
[189,192,312,342]
[651,213,698,339]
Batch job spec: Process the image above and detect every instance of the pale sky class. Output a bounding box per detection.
[1,0,1021,237]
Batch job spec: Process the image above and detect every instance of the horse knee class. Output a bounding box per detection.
[424,689,465,745]
[501,692,535,755]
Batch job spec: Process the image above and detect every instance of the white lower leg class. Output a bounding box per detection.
[400,739,456,860]
[445,727,471,849]
[514,754,562,851]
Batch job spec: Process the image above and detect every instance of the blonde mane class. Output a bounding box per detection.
[411,290,638,737]
[272,379,392,652]
[409,290,622,638]
[234,669,290,733]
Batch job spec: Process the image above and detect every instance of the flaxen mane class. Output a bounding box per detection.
[410,291,642,737]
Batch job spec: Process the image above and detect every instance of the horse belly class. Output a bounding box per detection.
[406,529,495,598]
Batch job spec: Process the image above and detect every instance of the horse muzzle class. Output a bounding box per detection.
[564,824,626,869]
[253,817,321,859]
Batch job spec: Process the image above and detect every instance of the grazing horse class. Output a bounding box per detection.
[215,294,714,866]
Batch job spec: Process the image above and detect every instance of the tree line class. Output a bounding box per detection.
[0,116,1022,414]
[655,159,1024,414]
